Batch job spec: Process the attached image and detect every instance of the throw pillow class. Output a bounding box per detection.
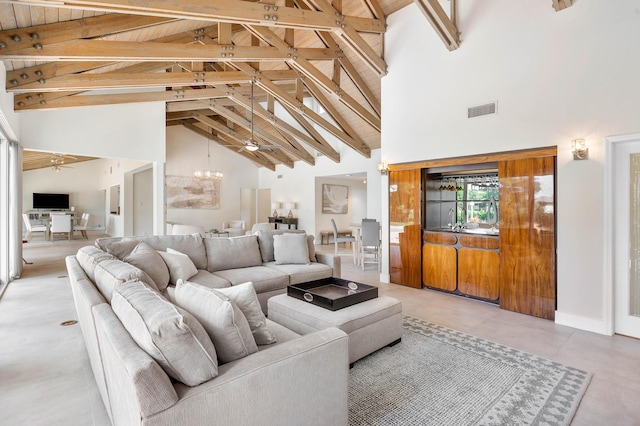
[122,242,171,291]
[111,280,218,386]
[105,238,139,259]
[204,235,263,272]
[158,248,198,285]
[175,280,258,364]
[273,233,310,265]
[215,282,276,345]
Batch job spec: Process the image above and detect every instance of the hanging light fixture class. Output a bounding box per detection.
[245,79,260,152]
[194,137,223,179]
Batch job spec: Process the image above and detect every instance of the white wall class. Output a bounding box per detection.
[383,0,640,333]
[165,125,260,231]
[259,148,381,241]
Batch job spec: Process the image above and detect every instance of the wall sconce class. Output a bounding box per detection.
[571,139,589,160]
[271,202,282,218]
[286,202,297,218]
[378,162,389,175]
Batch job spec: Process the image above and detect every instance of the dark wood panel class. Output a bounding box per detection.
[459,235,499,249]
[458,248,499,300]
[422,244,457,291]
[390,146,558,172]
[389,169,422,286]
[424,232,457,245]
[499,157,556,320]
[399,224,423,288]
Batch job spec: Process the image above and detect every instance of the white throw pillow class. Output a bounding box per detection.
[158,248,198,285]
[175,280,258,364]
[111,280,218,386]
[273,233,310,265]
[215,282,276,345]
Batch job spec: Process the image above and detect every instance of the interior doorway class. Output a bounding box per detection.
[612,135,640,339]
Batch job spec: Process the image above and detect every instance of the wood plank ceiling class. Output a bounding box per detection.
[0,0,572,171]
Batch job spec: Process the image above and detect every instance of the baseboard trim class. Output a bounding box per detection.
[555,311,612,336]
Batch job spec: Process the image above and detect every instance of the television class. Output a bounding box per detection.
[33,193,70,210]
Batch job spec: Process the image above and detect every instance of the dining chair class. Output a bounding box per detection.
[50,214,72,241]
[359,220,381,271]
[331,218,356,262]
[73,212,90,239]
[22,213,47,241]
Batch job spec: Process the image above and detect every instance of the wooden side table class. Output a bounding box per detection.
[268,217,298,230]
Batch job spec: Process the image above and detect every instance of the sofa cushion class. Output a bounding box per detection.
[264,262,333,284]
[273,233,310,265]
[121,242,170,291]
[94,259,158,300]
[187,270,231,289]
[158,248,198,285]
[215,282,277,345]
[104,238,139,259]
[111,280,218,386]
[76,246,115,282]
[175,280,258,364]
[212,266,289,293]
[205,235,263,272]
[257,230,316,263]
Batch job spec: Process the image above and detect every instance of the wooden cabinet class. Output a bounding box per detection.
[422,231,499,301]
[499,157,556,320]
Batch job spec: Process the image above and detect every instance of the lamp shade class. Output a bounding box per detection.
[286,202,296,210]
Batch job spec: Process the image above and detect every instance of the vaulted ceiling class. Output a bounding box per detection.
[0,0,572,171]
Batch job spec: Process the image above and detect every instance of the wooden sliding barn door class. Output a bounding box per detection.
[389,169,422,288]
[499,157,556,319]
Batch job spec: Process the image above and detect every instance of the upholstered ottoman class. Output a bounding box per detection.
[268,294,403,365]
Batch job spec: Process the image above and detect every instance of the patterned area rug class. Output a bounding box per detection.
[349,316,591,426]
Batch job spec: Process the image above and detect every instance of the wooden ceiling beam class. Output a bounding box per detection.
[413,0,460,51]
[0,13,173,52]
[0,39,337,62]
[246,25,380,131]
[182,121,276,171]
[15,87,227,111]
[9,69,298,92]
[0,0,385,33]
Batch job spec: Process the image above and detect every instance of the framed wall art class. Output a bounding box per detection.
[166,175,221,209]
[322,184,348,214]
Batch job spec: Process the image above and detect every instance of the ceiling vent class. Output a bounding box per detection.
[467,101,497,118]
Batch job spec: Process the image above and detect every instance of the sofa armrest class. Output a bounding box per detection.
[147,328,349,426]
[315,252,341,278]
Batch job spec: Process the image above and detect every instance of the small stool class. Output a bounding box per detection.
[268,294,403,365]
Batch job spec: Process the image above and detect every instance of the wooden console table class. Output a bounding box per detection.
[268,217,298,230]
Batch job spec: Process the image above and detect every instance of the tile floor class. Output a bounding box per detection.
[1,235,639,425]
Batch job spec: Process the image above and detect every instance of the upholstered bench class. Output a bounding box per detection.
[268,294,403,365]
[319,230,353,244]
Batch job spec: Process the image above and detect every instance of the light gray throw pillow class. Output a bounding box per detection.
[111,280,218,386]
[205,235,263,272]
[158,248,198,285]
[175,279,258,363]
[273,233,310,265]
[122,241,171,291]
[215,282,276,345]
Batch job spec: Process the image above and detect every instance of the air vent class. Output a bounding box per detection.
[467,101,497,118]
[277,174,283,179]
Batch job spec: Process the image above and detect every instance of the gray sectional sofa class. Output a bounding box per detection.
[66,231,349,425]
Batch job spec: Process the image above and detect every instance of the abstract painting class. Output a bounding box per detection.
[166,175,220,209]
[322,184,348,214]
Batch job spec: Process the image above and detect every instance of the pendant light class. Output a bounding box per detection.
[194,137,223,179]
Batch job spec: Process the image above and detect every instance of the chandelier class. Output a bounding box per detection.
[194,138,223,179]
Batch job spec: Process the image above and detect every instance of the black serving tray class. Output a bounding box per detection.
[287,277,378,311]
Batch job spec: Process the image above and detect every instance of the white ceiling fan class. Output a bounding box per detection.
[236,79,281,153]
[50,153,75,172]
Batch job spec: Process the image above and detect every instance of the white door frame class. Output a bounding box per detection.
[604,132,640,336]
